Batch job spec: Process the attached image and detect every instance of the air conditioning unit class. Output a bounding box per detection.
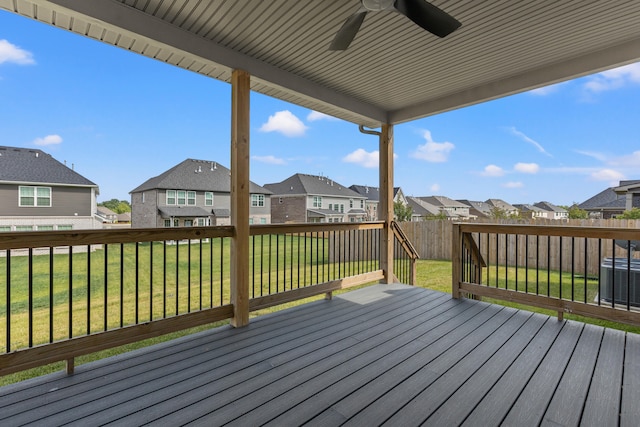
[600,257,640,307]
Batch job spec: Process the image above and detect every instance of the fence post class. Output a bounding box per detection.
[452,223,461,298]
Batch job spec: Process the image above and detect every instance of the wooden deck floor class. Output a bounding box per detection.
[1,283,639,426]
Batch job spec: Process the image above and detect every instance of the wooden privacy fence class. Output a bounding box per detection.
[400,219,640,274]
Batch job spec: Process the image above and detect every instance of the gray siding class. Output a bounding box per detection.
[0,184,92,216]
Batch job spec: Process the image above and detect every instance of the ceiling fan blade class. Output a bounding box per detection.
[394,0,461,38]
[329,10,367,51]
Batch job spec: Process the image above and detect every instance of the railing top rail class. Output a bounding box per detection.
[0,226,235,250]
[455,222,640,239]
[391,221,419,259]
[249,221,384,236]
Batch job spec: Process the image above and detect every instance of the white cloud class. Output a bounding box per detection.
[259,110,308,137]
[0,39,35,65]
[343,148,379,168]
[33,134,62,146]
[430,183,440,192]
[481,164,505,177]
[584,63,640,93]
[514,162,540,174]
[591,169,625,183]
[252,155,286,165]
[576,150,608,162]
[508,127,552,157]
[411,130,454,162]
[307,111,338,122]
[611,150,640,167]
[503,181,524,189]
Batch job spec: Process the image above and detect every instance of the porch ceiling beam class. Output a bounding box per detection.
[389,36,640,124]
[40,0,388,125]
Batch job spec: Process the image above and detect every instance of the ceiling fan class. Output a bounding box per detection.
[329,0,461,51]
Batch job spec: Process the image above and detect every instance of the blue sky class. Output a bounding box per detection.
[1,10,639,207]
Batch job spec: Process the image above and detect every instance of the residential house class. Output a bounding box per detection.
[349,185,407,221]
[130,159,271,228]
[0,145,100,231]
[485,198,519,217]
[349,185,380,221]
[579,181,640,218]
[407,196,441,221]
[514,204,549,219]
[457,200,492,218]
[96,206,118,223]
[416,196,471,219]
[534,201,569,220]
[266,174,367,223]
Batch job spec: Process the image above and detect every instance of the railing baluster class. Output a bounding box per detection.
[163,241,167,318]
[50,247,54,342]
[104,245,108,332]
[28,248,33,348]
[5,250,10,352]
[69,246,73,338]
[87,245,91,336]
[120,243,124,328]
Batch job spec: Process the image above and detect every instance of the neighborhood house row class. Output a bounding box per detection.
[0,146,638,231]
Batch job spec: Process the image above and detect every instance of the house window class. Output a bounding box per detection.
[260,218,267,224]
[197,218,206,226]
[360,200,364,208]
[37,225,54,231]
[164,219,171,227]
[251,194,265,207]
[15,225,33,232]
[177,191,186,205]
[340,204,344,213]
[249,218,254,224]
[279,197,283,204]
[333,205,339,212]
[187,191,196,206]
[142,192,145,203]
[328,204,333,210]
[205,192,214,206]
[313,196,322,208]
[174,219,179,227]
[166,190,176,205]
[350,200,353,208]
[184,219,193,227]
[0,226,11,232]
[57,225,73,230]
[19,186,51,207]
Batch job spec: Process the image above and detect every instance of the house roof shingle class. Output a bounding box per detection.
[130,159,271,195]
[0,146,97,187]
[264,174,364,199]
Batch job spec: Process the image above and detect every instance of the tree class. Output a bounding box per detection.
[99,199,132,214]
[567,204,588,219]
[618,208,640,219]
[489,206,508,219]
[393,201,413,222]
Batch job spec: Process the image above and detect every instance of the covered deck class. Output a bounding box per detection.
[2,283,638,426]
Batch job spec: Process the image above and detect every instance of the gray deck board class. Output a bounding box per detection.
[621,333,640,427]
[581,328,625,427]
[0,283,636,427]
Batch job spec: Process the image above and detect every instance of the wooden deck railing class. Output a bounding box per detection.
[0,221,417,376]
[452,223,640,326]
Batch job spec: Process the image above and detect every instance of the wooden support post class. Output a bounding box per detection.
[379,124,394,284]
[452,223,461,299]
[230,69,250,328]
[66,358,74,375]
